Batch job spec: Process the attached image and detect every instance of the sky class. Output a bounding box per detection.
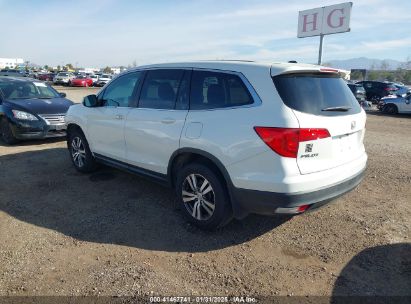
[0,0,410,68]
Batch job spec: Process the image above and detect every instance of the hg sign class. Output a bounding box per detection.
[297,2,352,38]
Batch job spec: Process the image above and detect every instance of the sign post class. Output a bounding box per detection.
[318,34,324,65]
[297,2,352,65]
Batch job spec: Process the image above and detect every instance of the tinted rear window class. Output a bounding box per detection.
[273,73,361,116]
[190,70,253,110]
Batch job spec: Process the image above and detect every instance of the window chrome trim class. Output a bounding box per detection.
[129,67,263,111]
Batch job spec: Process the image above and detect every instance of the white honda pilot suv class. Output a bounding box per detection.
[65,61,367,229]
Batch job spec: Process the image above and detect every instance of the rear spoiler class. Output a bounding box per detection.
[271,64,347,78]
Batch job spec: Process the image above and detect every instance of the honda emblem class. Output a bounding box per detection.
[351,121,356,130]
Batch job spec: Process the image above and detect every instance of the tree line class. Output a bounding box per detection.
[350,59,411,85]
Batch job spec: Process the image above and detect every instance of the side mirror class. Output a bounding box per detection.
[83,94,99,107]
[59,92,67,98]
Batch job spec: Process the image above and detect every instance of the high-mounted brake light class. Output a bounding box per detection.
[319,68,339,73]
[254,127,330,158]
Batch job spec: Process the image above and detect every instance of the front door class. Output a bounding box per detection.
[86,71,142,162]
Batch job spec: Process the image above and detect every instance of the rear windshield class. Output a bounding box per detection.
[273,73,361,116]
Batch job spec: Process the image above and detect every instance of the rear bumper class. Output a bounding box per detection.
[231,167,366,218]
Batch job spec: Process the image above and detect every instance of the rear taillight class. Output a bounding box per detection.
[254,127,330,158]
[385,87,396,91]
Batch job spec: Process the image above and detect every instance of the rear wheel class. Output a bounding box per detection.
[384,104,398,114]
[176,163,232,230]
[0,118,19,145]
[68,128,97,173]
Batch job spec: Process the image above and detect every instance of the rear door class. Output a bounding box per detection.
[124,69,190,174]
[273,71,366,175]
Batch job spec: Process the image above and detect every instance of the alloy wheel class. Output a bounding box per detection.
[71,137,86,168]
[182,174,216,221]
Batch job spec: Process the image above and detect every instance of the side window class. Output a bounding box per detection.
[139,69,184,109]
[101,72,141,107]
[190,71,253,110]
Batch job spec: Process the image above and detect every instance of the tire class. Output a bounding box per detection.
[176,163,233,230]
[0,118,19,145]
[67,128,97,173]
[384,104,398,115]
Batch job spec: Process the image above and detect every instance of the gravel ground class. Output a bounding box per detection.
[53,85,100,103]
[0,90,409,299]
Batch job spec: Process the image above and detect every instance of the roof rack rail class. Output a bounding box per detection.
[201,59,255,63]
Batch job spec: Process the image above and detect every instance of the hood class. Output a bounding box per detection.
[5,97,74,114]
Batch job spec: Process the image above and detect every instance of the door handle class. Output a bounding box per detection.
[161,118,176,124]
[115,114,124,120]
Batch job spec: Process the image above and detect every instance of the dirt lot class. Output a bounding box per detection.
[53,85,100,103]
[0,88,410,300]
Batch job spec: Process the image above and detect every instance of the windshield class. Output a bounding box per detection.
[0,81,60,100]
[102,74,110,78]
[57,73,69,76]
[273,73,361,116]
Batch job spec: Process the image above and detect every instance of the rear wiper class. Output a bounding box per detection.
[321,106,351,112]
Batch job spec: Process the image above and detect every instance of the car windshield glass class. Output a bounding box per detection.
[273,73,361,116]
[58,73,69,76]
[102,74,110,78]
[0,81,59,99]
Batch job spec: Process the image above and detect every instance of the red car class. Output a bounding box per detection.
[70,76,93,87]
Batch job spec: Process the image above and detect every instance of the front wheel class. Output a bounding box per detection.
[0,118,19,145]
[68,129,97,173]
[176,163,232,230]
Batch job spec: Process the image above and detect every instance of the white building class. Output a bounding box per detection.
[110,67,127,74]
[79,67,100,74]
[0,58,24,69]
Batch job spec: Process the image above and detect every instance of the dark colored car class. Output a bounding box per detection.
[37,73,56,82]
[347,83,366,103]
[0,77,74,144]
[356,81,398,103]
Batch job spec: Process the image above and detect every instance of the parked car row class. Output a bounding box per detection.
[51,72,113,87]
[0,69,33,77]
